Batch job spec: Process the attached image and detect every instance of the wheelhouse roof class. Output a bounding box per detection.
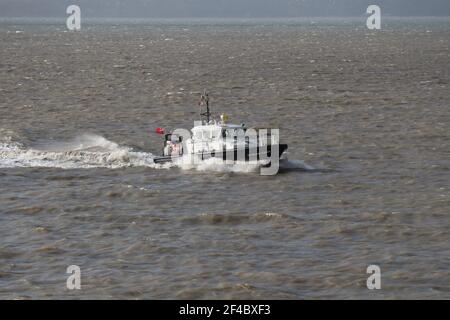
[191,123,246,132]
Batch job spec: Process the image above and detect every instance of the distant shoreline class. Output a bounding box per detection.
[0,16,449,26]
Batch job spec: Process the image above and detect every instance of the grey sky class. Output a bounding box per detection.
[1,0,450,18]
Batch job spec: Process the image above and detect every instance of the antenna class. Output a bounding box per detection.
[199,89,211,123]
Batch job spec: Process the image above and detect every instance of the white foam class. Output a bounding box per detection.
[174,156,261,173]
[0,134,160,169]
[279,159,315,171]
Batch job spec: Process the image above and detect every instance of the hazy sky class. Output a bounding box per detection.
[1,0,450,18]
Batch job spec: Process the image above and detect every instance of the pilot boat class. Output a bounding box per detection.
[153,91,288,165]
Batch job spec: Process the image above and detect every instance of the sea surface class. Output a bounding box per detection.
[0,18,449,299]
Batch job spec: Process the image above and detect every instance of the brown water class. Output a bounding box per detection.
[0,18,449,299]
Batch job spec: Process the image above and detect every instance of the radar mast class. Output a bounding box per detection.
[199,90,211,123]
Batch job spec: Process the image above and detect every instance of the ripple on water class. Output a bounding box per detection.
[178,212,295,226]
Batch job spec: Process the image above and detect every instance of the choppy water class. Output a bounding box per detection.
[0,18,449,299]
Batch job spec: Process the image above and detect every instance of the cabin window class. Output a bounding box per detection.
[223,129,230,137]
[211,129,221,139]
[195,131,202,140]
[171,135,180,143]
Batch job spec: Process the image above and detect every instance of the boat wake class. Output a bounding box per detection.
[279,159,316,171]
[174,156,261,173]
[0,134,158,169]
[0,134,314,173]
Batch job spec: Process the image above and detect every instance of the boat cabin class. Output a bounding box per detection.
[191,123,247,141]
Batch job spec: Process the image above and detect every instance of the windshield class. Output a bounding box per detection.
[211,129,221,139]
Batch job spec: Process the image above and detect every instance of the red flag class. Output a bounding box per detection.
[155,128,165,135]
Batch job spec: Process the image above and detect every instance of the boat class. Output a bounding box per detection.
[153,91,288,169]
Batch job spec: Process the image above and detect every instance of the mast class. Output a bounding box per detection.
[199,90,211,123]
